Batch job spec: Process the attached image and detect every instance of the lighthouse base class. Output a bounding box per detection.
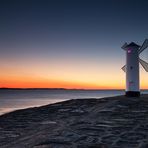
[125,91,140,97]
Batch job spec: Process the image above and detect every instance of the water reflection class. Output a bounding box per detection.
[0,99,66,115]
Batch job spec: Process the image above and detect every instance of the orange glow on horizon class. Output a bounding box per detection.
[0,79,122,89]
[1,77,148,89]
[1,56,148,89]
[0,74,126,89]
[1,69,148,89]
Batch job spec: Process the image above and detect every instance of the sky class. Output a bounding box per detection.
[0,0,148,89]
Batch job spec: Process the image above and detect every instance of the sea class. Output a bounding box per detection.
[0,89,148,115]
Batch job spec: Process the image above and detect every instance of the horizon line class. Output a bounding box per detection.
[1,88,148,91]
[0,87,126,90]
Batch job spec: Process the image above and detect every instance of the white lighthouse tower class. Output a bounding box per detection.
[122,39,148,97]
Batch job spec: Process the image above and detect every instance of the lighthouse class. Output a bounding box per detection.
[123,43,140,97]
[121,39,148,97]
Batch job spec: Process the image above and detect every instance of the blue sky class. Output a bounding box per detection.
[0,0,148,88]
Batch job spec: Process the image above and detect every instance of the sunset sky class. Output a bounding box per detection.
[0,0,148,89]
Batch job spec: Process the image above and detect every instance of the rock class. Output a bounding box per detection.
[0,95,148,147]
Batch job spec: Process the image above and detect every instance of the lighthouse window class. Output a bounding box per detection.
[128,48,132,53]
[130,66,133,69]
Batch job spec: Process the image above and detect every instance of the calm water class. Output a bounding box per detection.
[0,89,148,115]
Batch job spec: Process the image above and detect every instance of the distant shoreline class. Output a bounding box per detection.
[1,88,148,91]
[0,87,125,91]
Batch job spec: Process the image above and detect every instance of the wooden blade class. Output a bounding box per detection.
[139,39,148,54]
[121,43,128,50]
[121,65,126,72]
[139,58,148,72]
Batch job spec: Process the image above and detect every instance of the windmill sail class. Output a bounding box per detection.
[139,58,148,72]
[121,43,128,49]
[139,39,148,54]
[121,65,126,72]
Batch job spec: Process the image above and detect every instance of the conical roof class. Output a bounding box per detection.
[125,42,140,48]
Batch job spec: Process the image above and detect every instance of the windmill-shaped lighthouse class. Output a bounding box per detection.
[122,39,148,97]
